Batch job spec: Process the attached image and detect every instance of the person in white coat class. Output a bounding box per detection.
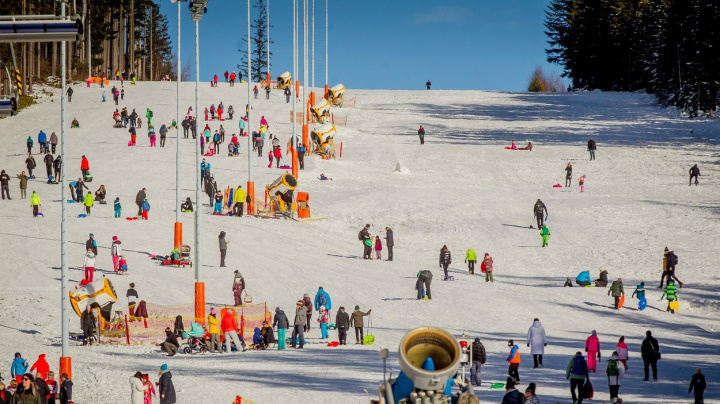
[526,318,547,368]
[129,371,146,404]
[606,351,625,403]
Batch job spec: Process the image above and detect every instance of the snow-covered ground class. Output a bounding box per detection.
[0,82,718,404]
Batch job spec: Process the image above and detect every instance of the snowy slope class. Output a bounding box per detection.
[0,81,718,404]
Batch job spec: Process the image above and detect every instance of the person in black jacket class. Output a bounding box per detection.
[689,164,700,186]
[34,375,50,404]
[534,199,548,229]
[565,162,573,187]
[157,364,176,404]
[439,246,452,279]
[587,138,597,160]
[158,328,179,356]
[665,250,683,287]
[58,373,73,404]
[416,270,433,299]
[85,234,98,256]
[43,153,54,179]
[66,86,73,102]
[53,156,62,182]
[470,337,486,386]
[418,126,425,145]
[135,188,146,216]
[360,224,371,259]
[384,227,394,261]
[81,306,95,346]
[272,307,289,350]
[335,307,350,345]
[688,369,706,404]
[641,330,660,381]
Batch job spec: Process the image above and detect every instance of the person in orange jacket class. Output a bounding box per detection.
[29,354,50,379]
[506,339,521,383]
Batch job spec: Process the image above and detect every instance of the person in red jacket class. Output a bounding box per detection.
[221,310,245,353]
[29,353,50,380]
[80,155,90,179]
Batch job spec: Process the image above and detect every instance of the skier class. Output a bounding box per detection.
[534,199,548,229]
[689,164,700,186]
[688,369,706,404]
[335,307,350,345]
[566,351,589,404]
[585,330,601,372]
[439,245,452,280]
[418,125,425,145]
[470,337,486,386]
[481,253,494,282]
[540,224,550,247]
[416,270,433,300]
[565,162,573,187]
[608,278,625,309]
[465,248,477,274]
[526,318,547,368]
[641,330,660,381]
[506,339,521,383]
[606,350,625,403]
[661,280,678,314]
[351,305,371,344]
[588,138,597,160]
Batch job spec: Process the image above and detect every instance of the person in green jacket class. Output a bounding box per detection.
[30,191,41,217]
[661,280,678,314]
[83,191,94,215]
[608,278,625,309]
[540,225,550,247]
[465,248,477,275]
[16,171,28,199]
[566,352,589,404]
[233,185,247,217]
[145,108,153,126]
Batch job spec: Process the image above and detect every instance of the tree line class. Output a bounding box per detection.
[545,0,720,116]
[0,0,175,93]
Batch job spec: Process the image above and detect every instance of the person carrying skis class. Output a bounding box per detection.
[689,164,700,186]
[534,199,548,229]
[464,248,477,275]
[439,245,452,280]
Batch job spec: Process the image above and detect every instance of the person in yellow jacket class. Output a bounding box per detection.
[207,308,221,352]
[465,248,477,275]
[83,191,94,215]
[233,185,247,217]
[30,191,41,217]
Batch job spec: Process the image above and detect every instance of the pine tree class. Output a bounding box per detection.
[238,0,273,82]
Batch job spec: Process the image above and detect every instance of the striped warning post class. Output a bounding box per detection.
[15,69,22,96]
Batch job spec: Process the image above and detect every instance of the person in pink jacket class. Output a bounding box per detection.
[374,236,383,260]
[616,336,629,370]
[585,330,601,372]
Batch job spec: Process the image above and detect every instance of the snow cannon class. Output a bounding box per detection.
[265,173,298,215]
[276,71,292,89]
[374,327,473,404]
[328,83,345,107]
[310,98,331,124]
[69,277,118,320]
[311,123,337,159]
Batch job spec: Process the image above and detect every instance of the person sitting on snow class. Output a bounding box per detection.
[95,185,107,204]
[71,118,80,128]
[181,197,193,212]
[575,270,591,287]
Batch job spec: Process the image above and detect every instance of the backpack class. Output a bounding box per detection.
[358,231,364,241]
[607,359,620,376]
[572,355,587,375]
[318,293,327,307]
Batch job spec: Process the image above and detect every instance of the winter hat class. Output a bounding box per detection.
[525,382,536,394]
[210,308,216,315]
[112,236,118,241]
[160,364,168,371]
[591,330,597,336]
[365,224,370,228]
[296,300,303,305]
[508,339,514,346]
[275,307,280,312]
[89,233,94,238]
[303,293,309,298]
[474,337,480,343]
[534,318,539,322]
[505,377,515,390]
[354,305,360,310]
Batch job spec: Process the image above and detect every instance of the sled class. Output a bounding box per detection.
[126,217,138,220]
[580,379,594,400]
[327,341,339,347]
[362,318,374,345]
[669,300,679,311]
[638,296,647,311]
[618,295,625,309]
[77,214,87,218]
[552,184,563,188]
[67,200,77,203]
[34,213,44,218]
[490,382,505,389]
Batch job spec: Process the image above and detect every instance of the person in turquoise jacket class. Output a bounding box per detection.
[465,248,477,274]
[114,197,122,218]
[314,287,332,311]
[632,282,646,299]
[540,225,550,247]
[11,352,28,383]
[576,270,591,286]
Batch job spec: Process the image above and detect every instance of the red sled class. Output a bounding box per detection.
[552,184,563,188]
[126,217,138,220]
[327,341,339,347]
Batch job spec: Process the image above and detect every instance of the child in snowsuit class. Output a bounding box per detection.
[114,197,122,218]
[632,282,645,299]
[541,224,550,247]
[585,330,601,372]
[268,150,273,168]
[689,369,706,404]
[374,236,382,260]
[481,253,494,282]
[141,198,150,220]
[661,280,678,314]
[214,191,223,214]
[83,191,94,215]
[579,175,586,192]
[83,249,96,282]
[317,307,329,339]
[118,256,128,274]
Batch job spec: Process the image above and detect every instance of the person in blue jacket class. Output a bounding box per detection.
[11,352,28,383]
[314,286,332,313]
[252,327,265,350]
[38,130,47,153]
[576,270,591,286]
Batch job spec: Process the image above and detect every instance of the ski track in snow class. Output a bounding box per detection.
[0,83,719,403]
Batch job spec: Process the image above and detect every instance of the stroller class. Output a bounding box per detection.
[182,322,209,354]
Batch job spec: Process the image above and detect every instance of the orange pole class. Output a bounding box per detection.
[266,72,271,85]
[295,80,301,97]
[173,222,183,249]
[59,357,72,381]
[292,148,298,179]
[309,91,316,106]
[247,181,255,215]
[302,125,309,155]
[195,282,205,325]
[324,84,329,100]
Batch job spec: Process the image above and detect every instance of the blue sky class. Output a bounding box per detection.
[159,0,564,91]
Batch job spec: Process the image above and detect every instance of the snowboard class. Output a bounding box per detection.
[618,295,625,309]
[638,297,647,311]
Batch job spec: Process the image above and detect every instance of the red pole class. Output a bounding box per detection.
[339,142,343,158]
[124,315,130,345]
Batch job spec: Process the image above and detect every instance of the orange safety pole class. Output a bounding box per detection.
[291,149,298,179]
[266,72,271,86]
[173,222,183,249]
[309,91,316,106]
[295,80,301,98]
[195,282,205,325]
[324,84,329,100]
[247,181,255,215]
[59,357,72,381]
[302,125,309,155]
